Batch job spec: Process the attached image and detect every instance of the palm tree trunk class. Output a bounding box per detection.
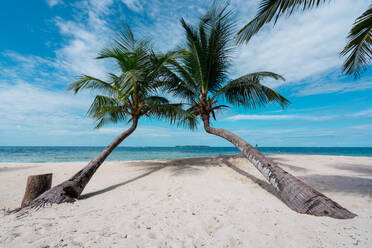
[22,118,139,210]
[201,115,356,219]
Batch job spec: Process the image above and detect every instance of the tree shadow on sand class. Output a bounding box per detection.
[330,163,372,176]
[221,157,280,200]
[300,174,372,197]
[0,165,39,172]
[79,165,165,199]
[300,162,372,197]
[79,156,228,200]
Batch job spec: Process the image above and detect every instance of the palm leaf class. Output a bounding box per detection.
[218,75,289,109]
[68,75,114,95]
[145,103,198,130]
[236,0,329,44]
[341,5,372,77]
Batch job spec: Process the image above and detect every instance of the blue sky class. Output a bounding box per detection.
[0,0,371,147]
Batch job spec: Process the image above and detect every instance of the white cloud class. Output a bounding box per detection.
[351,124,372,130]
[46,0,63,7]
[121,0,143,12]
[127,0,209,52]
[291,79,372,96]
[52,0,115,79]
[226,114,333,121]
[226,109,372,122]
[0,82,92,133]
[351,109,372,117]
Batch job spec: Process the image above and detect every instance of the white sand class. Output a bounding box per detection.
[0,154,371,248]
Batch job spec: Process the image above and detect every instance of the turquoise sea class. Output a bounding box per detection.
[0,146,372,163]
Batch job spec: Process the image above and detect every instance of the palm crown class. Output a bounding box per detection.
[159,3,289,123]
[68,25,196,129]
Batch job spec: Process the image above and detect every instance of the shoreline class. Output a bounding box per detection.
[2,153,372,164]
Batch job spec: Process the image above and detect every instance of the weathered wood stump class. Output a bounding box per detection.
[21,173,52,207]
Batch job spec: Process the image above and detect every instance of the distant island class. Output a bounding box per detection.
[175,145,211,148]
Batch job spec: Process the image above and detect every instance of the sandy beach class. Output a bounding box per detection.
[0,154,371,247]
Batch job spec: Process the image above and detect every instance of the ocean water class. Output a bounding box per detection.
[0,146,371,163]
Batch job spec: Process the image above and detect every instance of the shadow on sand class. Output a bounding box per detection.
[79,155,230,200]
[270,157,372,197]
[80,154,372,200]
[79,165,165,200]
[221,157,280,199]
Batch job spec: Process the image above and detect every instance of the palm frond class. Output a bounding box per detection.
[212,71,285,100]
[86,95,129,129]
[155,58,200,102]
[68,75,114,95]
[203,1,235,93]
[87,95,118,118]
[146,103,198,130]
[341,5,372,77]
[234,71,285,82]
[144,95,169,105]
[180,2,235,94]
[181,18,206,90]
[219,77,289,109]
[94,110,128,129]
[236,0,329,44]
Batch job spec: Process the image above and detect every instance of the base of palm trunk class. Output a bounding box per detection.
[8,181,80,217]
[272,166,357,219]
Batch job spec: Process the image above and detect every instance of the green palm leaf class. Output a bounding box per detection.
[221,80,290,109]
[68,75,115,95]
[145,103,198,130]
[341,5,372,77]
[236,0,329,44]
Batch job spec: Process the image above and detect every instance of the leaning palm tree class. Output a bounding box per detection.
[160,3,355,218]
[20,26,195,210]
[236,0,372,77]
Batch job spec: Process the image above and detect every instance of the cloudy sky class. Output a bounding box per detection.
[0,0,371,147]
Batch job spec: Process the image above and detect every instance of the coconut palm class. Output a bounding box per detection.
[236,0,372,77]
[159,3,355,218]
[21,26,196,210]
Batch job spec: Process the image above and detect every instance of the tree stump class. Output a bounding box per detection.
[21,173,52,207]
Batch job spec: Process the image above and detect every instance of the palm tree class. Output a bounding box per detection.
[21,26,196,210]
[236,0,372,77]
[160,3,355,218]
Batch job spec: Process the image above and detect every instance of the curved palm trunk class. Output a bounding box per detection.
[201,115,356,219]
[22,118,139,210]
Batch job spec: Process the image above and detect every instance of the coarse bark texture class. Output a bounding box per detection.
[21,173,52,207]
[201,115,356,219]
[15,118,138,212]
